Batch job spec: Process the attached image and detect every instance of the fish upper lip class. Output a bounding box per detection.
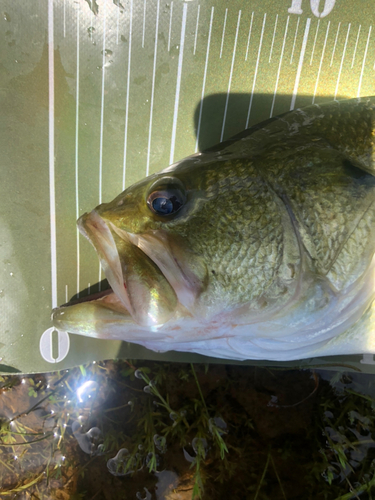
[77,210,135,317]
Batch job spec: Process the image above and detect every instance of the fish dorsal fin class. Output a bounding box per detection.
[285,97,375,177]
[211,97,375,178]
[168,97,375,180]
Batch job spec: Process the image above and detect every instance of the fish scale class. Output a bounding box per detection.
[176,161,285,307]
[327,202,375,289]
[256,140,375,279]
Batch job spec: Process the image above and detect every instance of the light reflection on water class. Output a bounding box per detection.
[0,361,375,499]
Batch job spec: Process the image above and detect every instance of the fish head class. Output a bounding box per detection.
[82,169,209,314]
[53,166,213,337]
[52,156,298,339]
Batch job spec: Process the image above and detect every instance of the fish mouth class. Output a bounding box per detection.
[52,209,206,334]
[71,210,181,327]
[59,282,114,308]
[77,211,135,317]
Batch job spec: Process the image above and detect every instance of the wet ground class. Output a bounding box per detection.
[1,360,375,499]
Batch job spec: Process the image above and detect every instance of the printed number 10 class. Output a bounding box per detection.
[288,0,335,18]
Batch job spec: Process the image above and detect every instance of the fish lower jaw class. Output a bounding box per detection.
[51,290,133,334]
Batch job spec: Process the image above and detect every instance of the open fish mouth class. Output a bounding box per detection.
[52,208,206,337]
[71,210,180,328]
[77,211,134,318]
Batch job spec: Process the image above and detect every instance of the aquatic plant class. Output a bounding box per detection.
[1,361,375,498]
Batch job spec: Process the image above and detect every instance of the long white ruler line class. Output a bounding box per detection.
[312,21,330,104]
[142,0,146,48]
[309,18,320,65]
[98,0,107,289]
[195,7,214,152]
[290,16,300,64]
[268,14,278,63]
[221,10,241,142]
[48,0,57,309]
[170,2,188,165]
[245,12,254,61]
[193,4,200,55]
[334,23,351,100]
[168,1,173,52]
[351,25,361,68]
[270,15,290,118]
[146,0,160,176]
[220,8,228,59]
[122,0,133,190]
[75,4,80,296]
[98,0,107,206]
[246,12,266,128]
[330,22,341,66]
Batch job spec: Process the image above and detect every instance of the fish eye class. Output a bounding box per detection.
[146,177,186,217]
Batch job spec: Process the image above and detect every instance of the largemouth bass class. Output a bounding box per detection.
[52,97,375,361]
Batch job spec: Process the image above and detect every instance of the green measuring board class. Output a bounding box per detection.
[1,0,375,373]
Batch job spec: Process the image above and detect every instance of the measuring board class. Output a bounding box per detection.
[1,0,375,373]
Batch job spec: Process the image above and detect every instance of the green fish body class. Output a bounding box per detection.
[52,97,375,361]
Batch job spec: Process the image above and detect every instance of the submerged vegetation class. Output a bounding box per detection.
[0,360,375,499]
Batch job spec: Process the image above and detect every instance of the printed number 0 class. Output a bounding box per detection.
[288,0,336,18]
[39,327,70,363]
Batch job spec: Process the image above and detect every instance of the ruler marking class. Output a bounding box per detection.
[99,0,107,206]
[334,23,351,100]
[142,0,146,48]
[246,13,266,128]
[122,0,133,190]
[290,17,311,111]
[90,8,93,42]
[269,14,278,63]
[245,12,254,61]
[270,16,290,117]
[116,2,120,44]
[75,4,80,296]
[221,10,241,142]
[312,21,330,103]
[310,19,320,65]
[98,0,108,290]
[193,5,201,55]
[357,25,372,97]
[330,22,341,66]
[193,4,200,55]
[219,8,228,59]
[195,6,214,152]
[63,0,66,38]
[146,0,160,175]
[168,1,173,52]
[170,2,187,164]
[290,17,300,64]
[48,0,57,308]
[351,25,361,68]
